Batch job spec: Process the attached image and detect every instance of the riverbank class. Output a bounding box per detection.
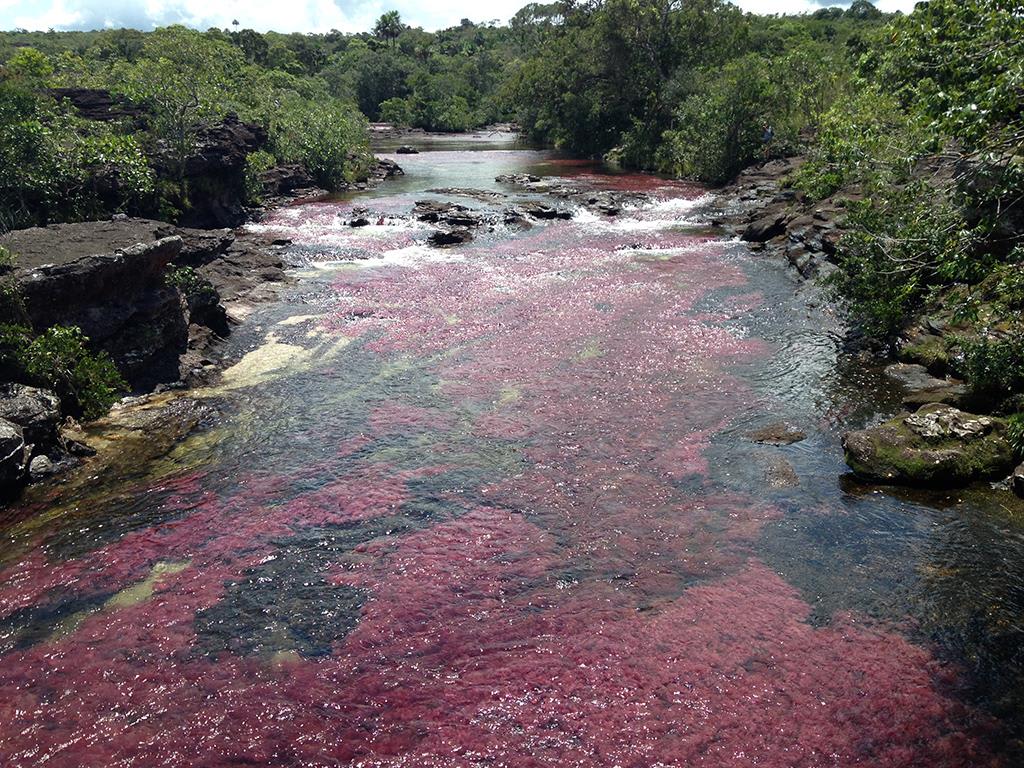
[708,155,1024,498]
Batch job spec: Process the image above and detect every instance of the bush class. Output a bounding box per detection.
[268,97,371,190]
[828,184,978,340]
[0,245,15,270]
[952,333,1024,403]
[243,149,275,204]
[1008,413,1024,459]
[378,96,414,127]
[0,324,126,419]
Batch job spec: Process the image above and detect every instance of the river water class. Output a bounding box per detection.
[1,138,1023,766]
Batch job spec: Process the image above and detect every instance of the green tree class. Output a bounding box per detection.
[373,11,404,49]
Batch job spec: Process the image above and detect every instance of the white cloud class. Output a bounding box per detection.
[0,0,921,33]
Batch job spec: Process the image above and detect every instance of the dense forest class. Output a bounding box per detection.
[0,0,1023,425]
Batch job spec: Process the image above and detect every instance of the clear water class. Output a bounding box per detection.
[1,140,1022,767]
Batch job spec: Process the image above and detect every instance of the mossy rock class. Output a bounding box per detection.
[897,334,950,376]
[843,403,1015,487]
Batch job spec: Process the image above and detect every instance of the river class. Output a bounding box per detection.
[1,137,1022,766]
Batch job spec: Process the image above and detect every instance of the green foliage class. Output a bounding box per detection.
[111,26,246,179]
[952,333,1024,402]
[268,97,371,190]
[828,185,978,340]
[165,265,215,300]
[0,324,126,420]
[792,87,927,200]
[0,245,15,270]
[378,97,414,127]
[1008,413,1024,458]
[243,149,276,203]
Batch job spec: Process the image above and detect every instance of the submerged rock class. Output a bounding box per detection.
[843,403,1016,486]
[748,422,806,446]
[396,145,419,154]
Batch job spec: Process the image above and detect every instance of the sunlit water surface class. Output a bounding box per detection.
[1,138,1023,767]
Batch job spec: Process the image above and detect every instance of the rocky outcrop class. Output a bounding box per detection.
[709,157,845,279]
[3,222,187,390]
[496,174,649,216]
[50,87,148,127]
[0,384,61,450]
[1013,463,1024,498]
[162,114,269,229]
[843,403,1016,486]
[428,229,474,247]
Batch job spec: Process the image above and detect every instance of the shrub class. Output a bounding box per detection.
[828,184,978,341]
[0,245,15,270]
[1008,413,1024,459]
[243,149,275,204]
[952,333,1024,403]
[0,324,126,419]
[268,97,371,190]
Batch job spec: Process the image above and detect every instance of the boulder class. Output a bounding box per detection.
[259,164,316,197]
[1013,462,1024,498]
[742,212,790,243]
[396,146,419,154]
[0,419,26,487]
[427,229,474,247]
[843,403,1016,486]
[28,454,56,481]
[883,363,966,408]
[520,202,573,220]
[0,384,61,448]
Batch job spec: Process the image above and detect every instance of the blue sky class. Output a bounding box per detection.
[0,0,920,34]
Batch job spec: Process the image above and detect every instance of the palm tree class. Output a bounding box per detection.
[373,11,403,49]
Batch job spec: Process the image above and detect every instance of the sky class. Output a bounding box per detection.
[0,0,921,34]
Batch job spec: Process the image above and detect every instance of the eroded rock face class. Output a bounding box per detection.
[157,114,269,228]
[843,403,1015,486]
[11,232,187,390]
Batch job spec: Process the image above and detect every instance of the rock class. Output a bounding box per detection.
[496,173,541,185]
[1013,463,1024,498]
[349,217,371,228]
[155,113,268,228]
[49,87,148,127]
[763,455,800,489]
[3,223,189,390]
[427,229,473,247]
[259,164,316,197]
[413,200,468,223]
[843,403,1016,486]
[396,146,419,154]
[370,158,404,181]
[748,422,807,445]
[0,419,26,487]
[520,202,573,220]
[883,363,966,408]
[742,213,789,243]
[28,454,55,481]
[896,333,949,376]
[0,384,61,448]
